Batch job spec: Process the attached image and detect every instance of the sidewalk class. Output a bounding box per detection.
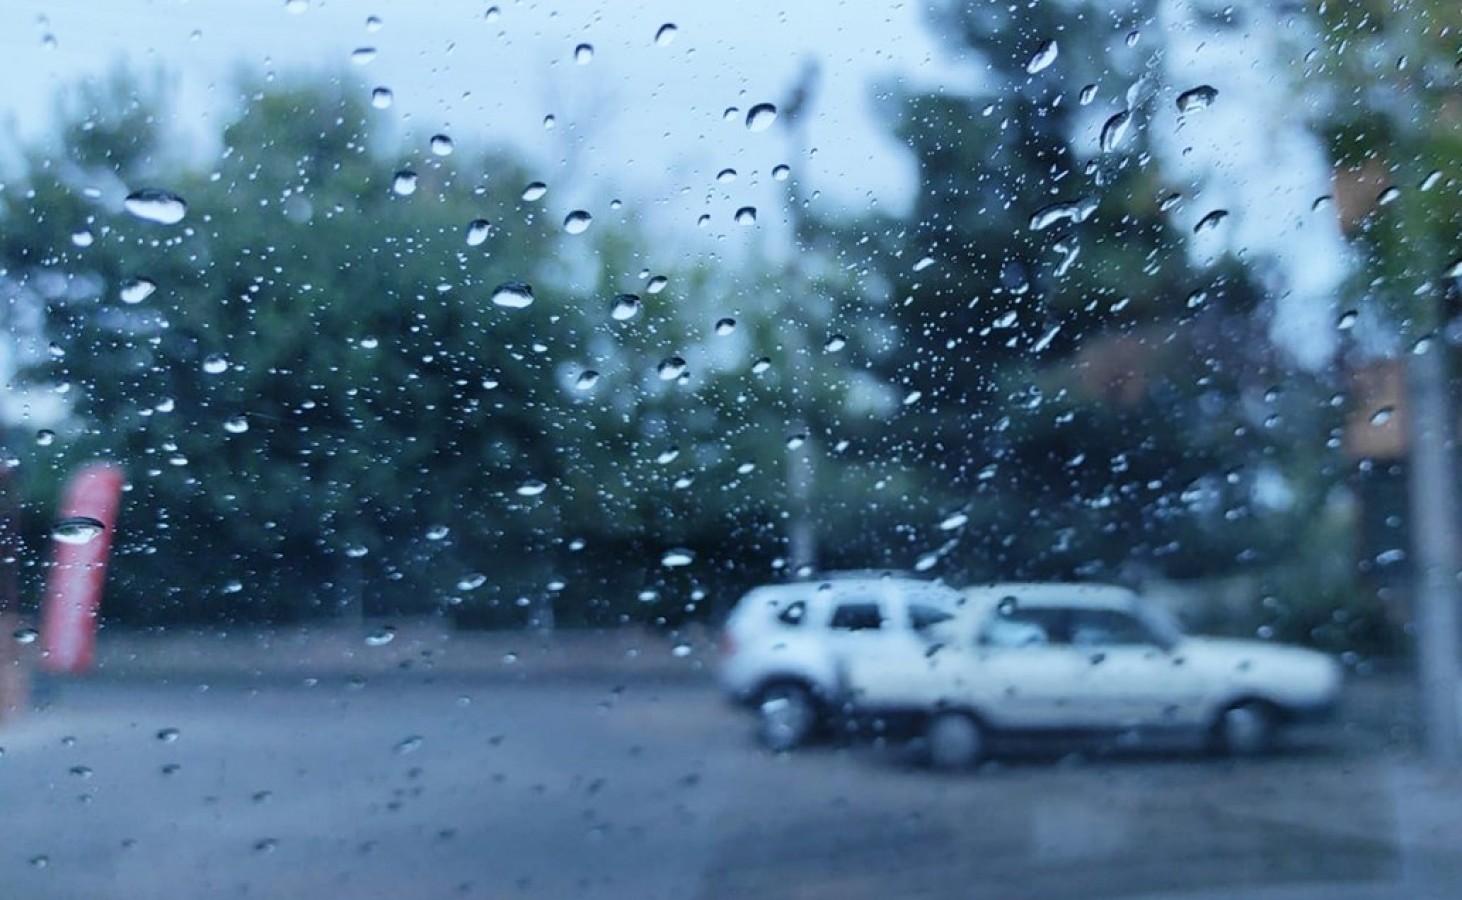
[81,619,717,684]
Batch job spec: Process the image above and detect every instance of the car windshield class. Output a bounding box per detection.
[2,1,1461,898]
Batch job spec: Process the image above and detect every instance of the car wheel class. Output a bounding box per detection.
[756,683,819,752]
[1212,701,1277,757]
[926,711,983,771]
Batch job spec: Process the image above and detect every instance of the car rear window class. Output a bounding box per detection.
[829,603,884,631]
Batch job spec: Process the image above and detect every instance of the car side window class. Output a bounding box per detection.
[981,608,1067,648]
[828,602,884,631]
[908,604,954,631]
[1069,609,1156,647]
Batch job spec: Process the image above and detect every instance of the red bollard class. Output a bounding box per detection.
[40,463,125,675]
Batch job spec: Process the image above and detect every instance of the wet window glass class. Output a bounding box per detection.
[828,603,884,632]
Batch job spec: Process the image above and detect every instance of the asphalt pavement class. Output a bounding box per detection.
[1,624,1460,899]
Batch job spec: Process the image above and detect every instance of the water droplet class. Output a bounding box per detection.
[284,0,308,12]
[223,581,244,594]
[521,182,548,201]
[120,277,157,304]
[485,6,500,23]
[1370,406,1395,426]
[655,447,680,464]
[824,334,847,352]
[646,275,669,294]
[29,855,50,869]
[351,47,378,65]
[1125,29,1141,47]
[661,548,695,568]
[1099,111,1131,152]
[359,336,379,349]
[47,342,65,359]
[52,515,105,545]
[344,545,369,559]
[202,354,229,374]
[370,87,394,109]
[1176,85,1218,113]
[516,479,547,497]
[391,170,418,196]
[751,357,771,374]
[715,168,738,184]
[1026,40,1059,74]
[1337,310,1358,331]
[574,370,600,390]
[253,838,279,854]
[71,230,94,248]
[1029,197,1098,230]
[574,43,594,65]
[997,595,1019,617]
[1420,170,1443,191]
[912,256,936,272]
[745,103,777,132]
[69,765,93,779]
[734,206,757,225]
[426,525,450,541]
[714,317,736,335]
[1159,193,1182,212]
[1443,259,1462,279]
[465,219,492,246]
[786,433,807,450]
[429,134,454,156]
[1311,195,1332,212]
[394,735,424,755]
[365,14,383,31]
[563,210,592,234]
[224,415,249,434]
[543,114,557,130]
[657,356,687,380]
[939,512,969,531]
[457,573,487,591]
[654,23,677,46]
[36,429,55,447]
[1078,84,1098,105]
[13,627,38,645]
[364,626,396,647]
[156,727,180,743]
[124,189,187,225]
[772,164,791,181]
[611,294,640,320]
[491,281,535,309]
[1377,185,1401,205]
[1193,209,1229,234]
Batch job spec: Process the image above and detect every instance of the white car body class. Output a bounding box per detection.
[717,573,966,715]
[842,583,1343,757]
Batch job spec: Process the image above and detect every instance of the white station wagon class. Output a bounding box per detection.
[841,583,1344,768]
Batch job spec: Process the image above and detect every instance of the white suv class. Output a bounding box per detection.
[717,573,966,751]
[842,583,1344,768]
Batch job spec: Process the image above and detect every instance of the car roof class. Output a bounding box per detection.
[959,582,1139,612]
[738,574,959,607]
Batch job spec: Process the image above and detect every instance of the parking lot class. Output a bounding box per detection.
[1,627,1460,899]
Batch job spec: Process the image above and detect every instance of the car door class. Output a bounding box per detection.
[1066,607,1205,728]
[964,605,1090,730]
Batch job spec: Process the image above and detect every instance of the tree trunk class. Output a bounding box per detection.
[1405,346,1462,765]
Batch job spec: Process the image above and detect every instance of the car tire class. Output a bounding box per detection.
[926,711,983,771]
[756,683,819,752]
[1211,701,1277,757]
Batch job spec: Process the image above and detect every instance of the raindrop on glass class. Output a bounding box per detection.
[1420,170,1443,191]
[1377,185,1401,205]
[611,294,640,320]
[1176,85,1218,113]
[124,189,187,225]
[824,334,847,352]
[745,103,777,132]
[426,525,450,541]
[202,354,229,374]
[714,317,736,336]
[1193,209,1229,234]
[657,356,687,380]
[521,182,548,201]
[1337,310,1358,331]
[1078,84,1098,105]
[939,512,969,531]
[734,206,757,225]
[371,87,394,109]
[351,47,378,65]
[716,168,737,184]
[997,595,1019,617]
[654,23,677,46]
[1025,40,1058,74]
[661,548,695,568]
[646,275,669,294]
[365,14,383,31]
[772,164,791,181]
[36,429,55,447]
[786,433,807,450]
[364,627,396,647]
[491,281,535,309]
[1369,407,1394,426]
[465,219,492,246]
[563,210,593,234]
[429,134,454,156]
[71,230,94,248]
[751,357,771,374]
[574,43,594,65]
[120,277,157,304]
[12,626,38,644]
[457,573,487,591]
[156,728,181,743]
[224,415,249,434]
[516,479,547,497]
[1099,111,1131,152]
[391,170,418,196]
[574,370,600,390]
